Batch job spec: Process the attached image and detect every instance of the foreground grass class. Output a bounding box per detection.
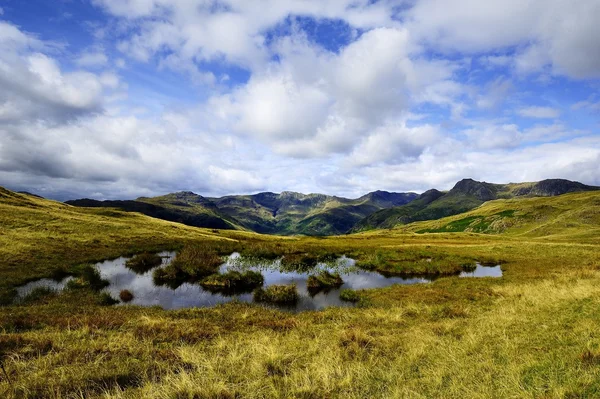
[1,188,600,398]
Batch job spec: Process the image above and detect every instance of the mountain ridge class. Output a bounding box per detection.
[352,178,599,232]
[67,189,419,236]
[63,178,598,235]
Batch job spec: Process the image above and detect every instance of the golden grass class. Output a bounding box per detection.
[1,188,600,398]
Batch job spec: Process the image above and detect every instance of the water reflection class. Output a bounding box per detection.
[16,252,502,311]
[459,264,502,278]
[16,277,74,298]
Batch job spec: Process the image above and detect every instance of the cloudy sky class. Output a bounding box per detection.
[0,0,599,200]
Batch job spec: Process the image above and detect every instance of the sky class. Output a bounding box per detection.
[0,0,599,201]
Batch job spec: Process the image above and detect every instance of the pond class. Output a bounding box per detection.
[16,252,502,311]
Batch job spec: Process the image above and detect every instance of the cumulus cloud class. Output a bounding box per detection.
[1,2,599,200]
[76,49,109,67]
[95,0,399,70]
[207,27,456,158]
[518,106,561,119]
[0,22,265,199]
[404,0,600,79]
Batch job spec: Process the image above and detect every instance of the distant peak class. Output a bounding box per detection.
[450,178,497,201]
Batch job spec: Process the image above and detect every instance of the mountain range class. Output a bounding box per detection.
[66,190,418,235]
[65,178,598,236]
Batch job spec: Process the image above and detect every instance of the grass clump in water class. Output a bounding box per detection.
[461,262,477,272]
[21,287,57,304]
[201,270,264,293]
[125,252,162,274]
[66,265,109,291]
[153,245,224,288]
[119,289,134,302]
[307,271,344,290]
[253,284,299,304]
[339,289,360,303]
[280,253,319,272]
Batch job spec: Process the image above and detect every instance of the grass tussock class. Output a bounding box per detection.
[307,271,344,291]
[98,292,119,306]
[66,264,109,291]
[119,289,134,302]
[253,284,299,304]
[153,245,225,288]
[200,270,264,293]
[339,288,360,303]
[125,253,163,274]
[20,287,57,304]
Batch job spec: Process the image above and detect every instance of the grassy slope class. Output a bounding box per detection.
[352,189,446,232]
[0,189,229,301]
[211,192,416,236]
[136,192,241,230]
[354,179,599,232]
[400,191,600,242]
[1,187,600,398]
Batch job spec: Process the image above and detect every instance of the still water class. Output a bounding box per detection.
[16,252,502,311]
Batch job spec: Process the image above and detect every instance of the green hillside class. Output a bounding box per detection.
[402,190,600,242]
[353,178,599,232]
[68,190,418,236]
[0,188,227,303]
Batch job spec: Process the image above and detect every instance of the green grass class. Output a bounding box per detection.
[307,271,344,290]
[200,270,264,293]
[1,188,600,398]
[253,284,300,304]
[125,253,163,274]
[339,288,361,303]
[404,191,600,241]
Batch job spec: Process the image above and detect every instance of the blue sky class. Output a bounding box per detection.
[0,0,598,200]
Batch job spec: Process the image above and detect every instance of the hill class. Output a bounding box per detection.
[0,187,227,302]
[352,178,599,232]
[68,190,418,236]
[66,196,238,230]
[397,190,600,242]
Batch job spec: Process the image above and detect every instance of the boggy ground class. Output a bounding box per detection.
[1,191,600,398]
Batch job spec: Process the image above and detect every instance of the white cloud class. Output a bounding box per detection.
[76,50,109,67]
[572,99,600,112]
[404,0,600,79]
[348,122,441,166]
[518,106,561,119]
[207,27,456,158]
[95,0,399,71]
[475,77,513,110]
[1,2,599,201]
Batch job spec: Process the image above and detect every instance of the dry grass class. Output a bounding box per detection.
[1,188,600,398]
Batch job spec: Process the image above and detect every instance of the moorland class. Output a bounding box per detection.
[1,183,600,398]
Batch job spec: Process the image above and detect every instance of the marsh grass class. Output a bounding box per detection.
[339,288,360,303]
[20,287,57,304]
[307,271,344,291]
[200,270,264,294]
[152,245,226,288]
[66,264,110,291]
[98,292,119,306]
[253,284,299,304]
[125,253,163,274]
